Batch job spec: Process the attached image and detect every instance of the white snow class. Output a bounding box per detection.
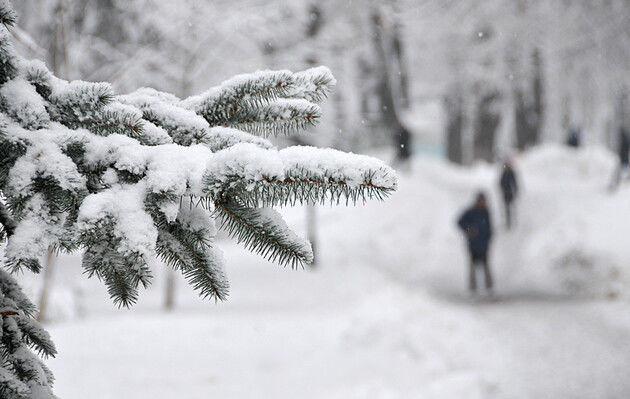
[290,66,336,102]
[280,146,397,188]
[0,77,49,129]
[203,126,274,152]
[183,69,294,112]
[204,143,285,192]
[77,183,158,258]
[50,80,113,114]
[7,140,86,194]
[20,144,630,398]
[4,195,60,261]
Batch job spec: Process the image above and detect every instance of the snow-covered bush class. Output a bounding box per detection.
[0,1,397,397]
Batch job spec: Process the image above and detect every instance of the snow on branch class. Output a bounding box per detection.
[0,29,18,84]
[184,67,332,136]
[0,0,16,28]
[50,80,114,118]
[203,144,397,208]
[184,69,295,126]
[76,185,157,306]
[201,126,274,152]
[0,77,49,129]
[0,269,57,397]
[289,66,336,103]
[119,89,207,145]
[151,196,229,301]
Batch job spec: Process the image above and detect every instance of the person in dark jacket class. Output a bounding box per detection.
[458,192,493,294]
[499,159,519,229]
[610,126,630,191]
[566,125,581,148]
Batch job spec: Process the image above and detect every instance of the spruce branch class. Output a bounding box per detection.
[82,243,142,308]
[0,201,15,238]
[231,169,396,208]
[203,146,397,208]
[57,107,144,138]
[15,318,56,358]
[213,198,313,269]
[185,70,295,126]
[225,99,321,136]
[147,195,229,301]
[155,228,229,301]
[201,126,274,153]
[22,60,53,100]
[0,365,31,399]
[3,258,40,274]
[0,269,55,398]
[79,218,153,308]
[0,1,16,28]
[0,270,36,317]
[0,29,17,84]
[50,81,114,117]
[141,108,207,146]
[0,123,28,188]
[289,66,336,103]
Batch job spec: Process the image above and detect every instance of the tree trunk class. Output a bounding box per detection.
[445,89,464,164]
[37,247,56,323]
[301,2,324,268]
[306,203,317,267]
[37,0,70,322]
[371,10,412,162]
[474,91,501,162]
[164,270,176,310]
[515,48,544,150]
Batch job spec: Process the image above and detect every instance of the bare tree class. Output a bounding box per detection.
[445,86,465,164]
[473,89,502,162]
[514,49,545,150]
[370,9,412,163]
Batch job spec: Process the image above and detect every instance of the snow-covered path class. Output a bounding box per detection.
[40,146,630,398]
[46,251,630,399]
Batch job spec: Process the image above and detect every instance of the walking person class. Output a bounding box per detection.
[458,192,494,295]
[499,159,519,229]
[609,126,630,191]
[566,125,582,148]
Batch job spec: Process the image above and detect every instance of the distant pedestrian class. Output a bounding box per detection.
[610,126,630,191]
[566,125,581,148]
[457,192,494,294]
[499,159,519,229]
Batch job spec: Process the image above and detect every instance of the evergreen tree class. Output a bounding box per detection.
[0,1,397,397]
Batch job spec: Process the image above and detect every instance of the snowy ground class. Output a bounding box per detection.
[22,144,630,398]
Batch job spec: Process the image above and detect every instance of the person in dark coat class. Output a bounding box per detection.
[458,192,493,294]
[499,159,519,229]
[566,125,581,148]
[610,126,630,191]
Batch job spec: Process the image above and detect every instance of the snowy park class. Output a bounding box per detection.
[1,1,630,399]
[40,146,630,398]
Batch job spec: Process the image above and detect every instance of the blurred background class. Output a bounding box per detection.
[9,1,630,398]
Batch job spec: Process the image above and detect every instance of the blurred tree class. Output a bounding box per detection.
[473,88,502,162]
[514,48,544,150]
[444,86,465,164]
[370,7,412,163]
